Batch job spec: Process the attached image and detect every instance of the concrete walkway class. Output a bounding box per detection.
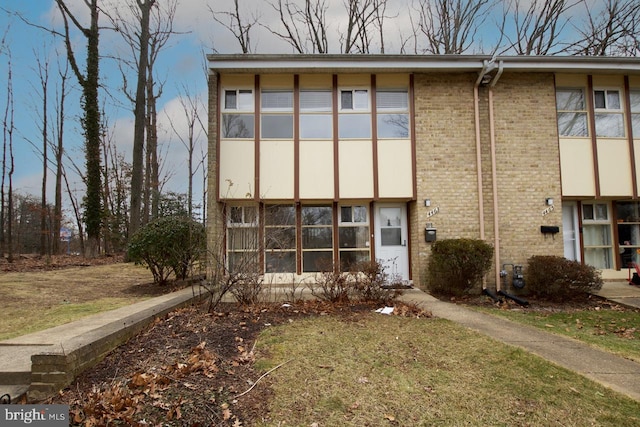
[1,281,640,404]
[398,282,640,403]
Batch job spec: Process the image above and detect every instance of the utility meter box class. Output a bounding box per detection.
[425,225,437,243]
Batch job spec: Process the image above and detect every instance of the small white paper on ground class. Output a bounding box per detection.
[375,306,394,315]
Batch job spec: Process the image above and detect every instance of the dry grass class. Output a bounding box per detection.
[256,314,640,426]
[0,263,155,340]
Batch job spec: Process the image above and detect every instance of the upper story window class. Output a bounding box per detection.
[339,88,371,138]
[630,90,640,138]
[222,89,254,139]
[556,88,588,137]
[261,90,293,139]
[593,88,624,138]
[300,90,333,139]
[376,89,409,138]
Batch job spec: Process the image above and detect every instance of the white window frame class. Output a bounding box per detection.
[340,88,370,111]
[593,88,622,111]
[223,88,254,111]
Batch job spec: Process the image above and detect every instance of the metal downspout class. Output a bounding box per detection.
[489,61,504,291]
[474,63,489,289]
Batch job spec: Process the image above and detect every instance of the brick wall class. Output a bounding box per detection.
[411,71,563,290]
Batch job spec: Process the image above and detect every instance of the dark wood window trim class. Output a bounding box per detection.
[587,75,601,197]
[371,74,379,200]
[333,74,340,201]
[254,75,261,202]
[294,75,300,201]
[624,76,638,198]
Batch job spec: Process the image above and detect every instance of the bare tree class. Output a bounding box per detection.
[340,0,387,53]
[209,0,260,53]
[413,0,493,54]
[569,0,640,56]
[2,52,15,262]
[33,49,51,256]
[167,85,207,219]
[266,0,329,53]
[499,0,577,55]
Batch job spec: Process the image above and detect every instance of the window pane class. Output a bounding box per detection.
[338,114,371,138]
[266,251,296,273]
[557,112,587,136]
[238,90,253,110]
[265,205,295,225]
[381,228,401,246]
[377,90,408,110]
[300,115,332,138]
[556,89,584,110]
[633,114,640,137]
[302,227,333,248]
[222,114,254,138]
[630,91,640,112]
[583,224,611,245]
[596,204,608,220]
[594,90,606,109]
[584,247,612,269]
[300,90,332,111]
[377,114,409,138]
[616,202,640,222]
[341,91,353,109]
[266,227,296,249]
[618,224,640,245]
[228,228,258,250]
[303,251,333,272]
[340,251,370,271]
[229,252,260,274]
[262,90,293,110]
[595,113,624,137]
[339,226,369,248]
[354,90,369,109]
[302,206,332,225]
[354,206,367,222]
[225,90,237,109]
[262,115,293,138]
[583,204,594,220]
[229,206,243,223]
[607,91,620,109]
[340,206,352,223]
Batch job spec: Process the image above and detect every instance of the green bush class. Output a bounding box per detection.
[127,216,206,285]
[427,238,493,296]
[525,255,603,301]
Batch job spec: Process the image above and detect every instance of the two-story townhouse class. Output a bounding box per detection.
[206,54,640,290]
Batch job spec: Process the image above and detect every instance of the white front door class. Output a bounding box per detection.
[374,203,409,281]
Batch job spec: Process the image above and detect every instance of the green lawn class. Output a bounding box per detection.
[254,314,640,426]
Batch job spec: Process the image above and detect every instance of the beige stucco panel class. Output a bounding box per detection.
[592,75,624,88]
[559,138,596,196]
[260,140,295,199]
[219,140,255,199]
[339,74,371,87]
[300,140,334,199]
[630,76,640,87]
[260,74,294,88]
[220,74,254,88]
[376,74,409,88]
[299,74,332,88]
[339,140,374,198]
[598,138,633,197]
[555,74,587,87]
[377,140,413,198]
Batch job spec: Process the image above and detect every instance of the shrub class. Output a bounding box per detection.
[351,260,401,304]
[127,216,206,285]
[427,238,493,296]
[525,255,603,301]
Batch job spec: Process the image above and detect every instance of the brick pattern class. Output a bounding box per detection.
[411,72,563,289]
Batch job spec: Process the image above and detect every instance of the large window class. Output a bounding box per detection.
[339,88,371,138]
[338,205,370,270]
[226,205,259,273]
[265,205,296,273]
[582,202,613,269]
[300,90,333,139]
[594,89,624,138]
[556,88,588,137]
[630,90,640,138]
[222,89,254,138]
[261,90,293,139]
[376,90,409,138]
[301,205,333,272]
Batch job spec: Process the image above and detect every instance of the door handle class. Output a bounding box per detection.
[402,240,406,247]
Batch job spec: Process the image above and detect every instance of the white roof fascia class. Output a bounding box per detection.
[207,54,640,75]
